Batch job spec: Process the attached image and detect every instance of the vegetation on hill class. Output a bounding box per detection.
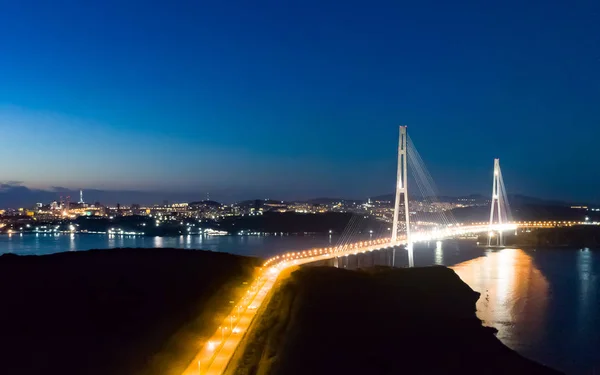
[451,204,598,223]
[0,248,260,375]
[217,212,388,234]
[231,266,560,375]
[496,226,600,248]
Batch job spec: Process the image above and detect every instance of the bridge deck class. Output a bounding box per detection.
[181,223,517,375]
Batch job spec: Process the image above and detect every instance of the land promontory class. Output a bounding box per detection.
[231,266,561,375]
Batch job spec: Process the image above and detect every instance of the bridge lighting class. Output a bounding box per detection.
[184,132,524,375]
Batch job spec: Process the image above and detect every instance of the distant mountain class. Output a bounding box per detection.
[451,203,600,222]
[307,197,364,204]
[437,194,487,203]
[371,193,488,203]
[189,200,222,207]
[507,194,570,207]
[370,194,394,202]
[235,199,289,207]
[370,193,575,206]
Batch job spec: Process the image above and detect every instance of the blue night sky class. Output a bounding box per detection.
[1,0,599,205]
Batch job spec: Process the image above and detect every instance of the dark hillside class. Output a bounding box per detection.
[0,248,260,375]
[233,266,560,375]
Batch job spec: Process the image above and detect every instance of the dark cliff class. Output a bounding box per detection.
[232,266,560,375]
[0,248,260,375]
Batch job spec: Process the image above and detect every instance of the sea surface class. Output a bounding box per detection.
[1,234,598,374]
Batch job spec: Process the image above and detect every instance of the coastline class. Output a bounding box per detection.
[231,266,562,375]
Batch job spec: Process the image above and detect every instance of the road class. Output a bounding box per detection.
[180,267,280,375]
[180,241,400,375]
[181,223,517,375]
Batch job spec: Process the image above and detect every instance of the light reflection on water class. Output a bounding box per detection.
[451,248,600,374]
[0,233,340,258]
[1,235,599,373]
[434,240,443,265]
[451,249,550,355]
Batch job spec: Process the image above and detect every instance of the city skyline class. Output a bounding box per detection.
[2,1,599,203]
[0,181,589,209]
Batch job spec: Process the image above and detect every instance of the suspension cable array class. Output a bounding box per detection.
[488,158,512,246]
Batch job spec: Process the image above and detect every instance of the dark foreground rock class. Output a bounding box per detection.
[233,266,561,375]
[0,248,260,375]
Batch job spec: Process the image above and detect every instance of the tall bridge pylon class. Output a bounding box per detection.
[391,125,410,245]
[488,158,511,246]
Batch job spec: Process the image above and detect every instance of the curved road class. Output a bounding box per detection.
[181,223,517,375]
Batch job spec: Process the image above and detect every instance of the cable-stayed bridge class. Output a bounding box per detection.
[184,125,516,375]
[265,125,514,269]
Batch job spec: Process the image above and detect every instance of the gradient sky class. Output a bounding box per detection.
[1,0,599,204]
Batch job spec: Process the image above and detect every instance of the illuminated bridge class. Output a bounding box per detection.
[183,125,519,375]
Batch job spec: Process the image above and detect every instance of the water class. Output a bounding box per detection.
[452,248,600,374]
[1,234,598,374]
[0,233,344,258]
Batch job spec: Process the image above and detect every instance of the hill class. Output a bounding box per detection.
[215,211,388,234]
[451,203,599,222]
[0,248,260,375]
[232,266,560,375]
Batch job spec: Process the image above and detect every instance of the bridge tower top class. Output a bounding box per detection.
[391,125,410,244]
[488,158,511,246]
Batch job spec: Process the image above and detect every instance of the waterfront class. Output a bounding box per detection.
[410,242,599,374]
[0,233,341,258]
[0,235,598,373]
